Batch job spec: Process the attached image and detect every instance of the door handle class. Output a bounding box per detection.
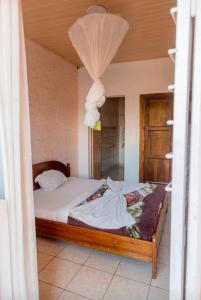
[165,152,173,159]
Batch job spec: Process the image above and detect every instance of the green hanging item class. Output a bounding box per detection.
[94,120,101,131]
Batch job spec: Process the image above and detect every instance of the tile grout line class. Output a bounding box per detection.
[63,250,90,292]
[113,253,169,289]
[101,256,123,300]
[146,285,151,300]
[150,284,169,292]
[37,240,66,257]
[37,238,170,297]
[55,286,64,300]
[37,243,66,273]
[39,278,65,291]
[82,248,95,265]
[38,280,64,300]
[56,251,121,276]
[150,285,170,292]
[58,289,91,300]
[115,273,153,288]
[39,250,169,291]
[38,254,56,273]
[58,247,97,292]
[64,264,82,290]
[38,242,84,294]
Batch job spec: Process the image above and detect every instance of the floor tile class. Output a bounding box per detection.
[58,290,89,300]
[116,257,152,284]
[58,243,92,264]
[103,275,149,300]
[39,281,63,300]
[148,286,169,300]
[39,257,81,288]
[151,263,169,290]
[37,237,65,256]
[158,244,170,265]
[37,252,54,272]
[67,266,112,300]
[85,250,121,274]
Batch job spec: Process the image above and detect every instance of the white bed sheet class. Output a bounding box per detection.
[34,177,105,223]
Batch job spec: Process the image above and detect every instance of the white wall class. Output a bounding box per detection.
[118,99,125,166]
[78,58,174,181]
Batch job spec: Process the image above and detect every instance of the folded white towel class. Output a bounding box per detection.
[69,177,139,229]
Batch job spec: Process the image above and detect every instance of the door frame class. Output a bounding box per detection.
[139,92,173,182]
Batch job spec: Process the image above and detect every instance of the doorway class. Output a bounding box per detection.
[139,93,173,183]
[90,97,125,180]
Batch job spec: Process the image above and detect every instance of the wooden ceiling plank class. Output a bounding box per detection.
[22,0,176,65]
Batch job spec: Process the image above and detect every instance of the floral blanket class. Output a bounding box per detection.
[76,182,157,239]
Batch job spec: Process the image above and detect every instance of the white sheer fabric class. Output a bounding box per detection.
[69,13,129,127]
[0,1,38,299]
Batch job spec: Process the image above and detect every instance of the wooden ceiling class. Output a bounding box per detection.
[22,0,176,66]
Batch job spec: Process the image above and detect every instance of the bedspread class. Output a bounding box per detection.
[68,183,166,241]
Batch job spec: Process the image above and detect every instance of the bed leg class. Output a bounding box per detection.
[152,234,157,279]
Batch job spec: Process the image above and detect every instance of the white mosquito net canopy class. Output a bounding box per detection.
[69,11,129,128]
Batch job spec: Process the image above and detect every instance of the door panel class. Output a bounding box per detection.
[144,159,171,182]
[146,130,172,157]
[140,93,173,183]
[148,99,173,126]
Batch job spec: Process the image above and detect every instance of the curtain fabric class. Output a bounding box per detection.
[69,13,129,127]
[0,1,39,299]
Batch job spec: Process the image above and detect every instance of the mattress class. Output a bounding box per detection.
[34,177,105,223]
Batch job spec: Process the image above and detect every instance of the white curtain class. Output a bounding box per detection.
[69,13,129,127]
[0,146,5,199]
[0,1,39,299]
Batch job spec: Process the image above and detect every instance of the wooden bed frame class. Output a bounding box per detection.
[33,161,168,278]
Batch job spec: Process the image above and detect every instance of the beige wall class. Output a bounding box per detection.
[26,40,78,175]
[78,58,174,181]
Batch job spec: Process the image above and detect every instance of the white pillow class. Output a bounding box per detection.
[35,170,67,191]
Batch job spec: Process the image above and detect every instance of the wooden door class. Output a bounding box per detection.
[140,93,173,183]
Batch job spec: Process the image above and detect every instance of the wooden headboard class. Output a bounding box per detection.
[32,161,70,190]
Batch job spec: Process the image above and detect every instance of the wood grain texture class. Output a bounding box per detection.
[140,93,173,183]
[33,160,168,278]
[22,0,176,65]
[36,219,153,262]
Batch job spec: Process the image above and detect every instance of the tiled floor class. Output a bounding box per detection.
[37,209,170,300]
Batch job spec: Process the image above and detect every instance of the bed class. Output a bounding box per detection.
[33,160,168,278]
